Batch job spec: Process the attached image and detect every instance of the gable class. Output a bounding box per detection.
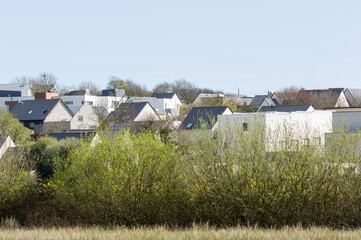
[134,103,161,121]
[44,101,73,122]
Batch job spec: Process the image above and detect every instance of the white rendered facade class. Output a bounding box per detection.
[218,111,333,152]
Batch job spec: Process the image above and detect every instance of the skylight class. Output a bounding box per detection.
[186,123,193,129]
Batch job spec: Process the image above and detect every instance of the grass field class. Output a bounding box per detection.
[1,227,361,240]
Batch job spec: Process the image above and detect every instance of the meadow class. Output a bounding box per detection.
[1,226,361,240]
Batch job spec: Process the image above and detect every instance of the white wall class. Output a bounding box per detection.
[70,103,99,130]
[134,103,161,121]
[218,111,332,152]
[44,101,73,122]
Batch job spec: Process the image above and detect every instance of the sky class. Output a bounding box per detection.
[0,0,360,96]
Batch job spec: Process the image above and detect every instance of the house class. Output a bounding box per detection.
[70,102,99,130]
[60,88,127,113]
[107,102,161,128]
[0,135,16,159]
[301,88,349,108]
[251,92,282,107]
[181,106,233,130]
[258,105,314,113]
[218,111,333,152]
[129,93,182,118]
[11,99,73,134]
[0,84,34,112]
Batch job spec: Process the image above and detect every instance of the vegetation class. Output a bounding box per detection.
[2,118,361,228]
[2,226,361,240]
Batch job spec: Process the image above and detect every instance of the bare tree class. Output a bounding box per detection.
[172,79,198,104]
[152,82,173,93]
[277,86,300,105]
[77,81,100,95]
[124,80,150,97]
[11,72,58,94]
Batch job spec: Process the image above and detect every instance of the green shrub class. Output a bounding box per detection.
[52,130,192,226]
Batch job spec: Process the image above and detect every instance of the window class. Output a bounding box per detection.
[78,115,83,121]
[65,101,73,105]
[243,123,248,131]
[81,101,84,105]
[87,101,94,106]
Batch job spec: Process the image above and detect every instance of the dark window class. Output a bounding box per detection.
[243,123,248,131]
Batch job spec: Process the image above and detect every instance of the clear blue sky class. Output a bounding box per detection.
[1,0,360,96]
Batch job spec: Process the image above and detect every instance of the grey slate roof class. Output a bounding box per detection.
[107,102,149,122]
[11,99,64,121]
[303,88,344,96]
[48,131,96,141]
[258,105,313,113]
[181,106,232,130]
[344,88,361,106]
[252,95,268,106]
[151,93,176,99]
[68,105,82,115]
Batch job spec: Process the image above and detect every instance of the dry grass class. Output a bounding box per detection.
[1,226,361,240]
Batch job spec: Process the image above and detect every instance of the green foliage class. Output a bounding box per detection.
[30,137,80,180]
[52,130,191,226]
[0,149,36,219]
[0,109,32,146]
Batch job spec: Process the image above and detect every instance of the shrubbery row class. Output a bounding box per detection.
[2,126,361,228]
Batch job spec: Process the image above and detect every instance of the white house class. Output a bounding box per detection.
[70,102,99,130]
[61,89,127,113]
[217,111,333,152]
[129,93,182,119]
[0,84,34,112]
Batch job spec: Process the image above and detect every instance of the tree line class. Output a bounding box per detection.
[11,72,225,104]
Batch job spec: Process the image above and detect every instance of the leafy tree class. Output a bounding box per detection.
[30,137,80,180]
[107,75,126,89]
[0,109,32,146]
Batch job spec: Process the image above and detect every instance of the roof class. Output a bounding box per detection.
[11,99,65,121]
[345,88,361,106]
[64,89,91,96]
[68,105,81,115]
[48,131,96,141]
[303,88,344,96]
[181,106,232,130]
[151,93,176,99]
[252,95,268,106]
[107,102,149,122]
[258,105,313,113]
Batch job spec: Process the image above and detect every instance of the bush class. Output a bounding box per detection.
[0,149,37,221]
[51,130,192,226]
[30,137,80,180]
